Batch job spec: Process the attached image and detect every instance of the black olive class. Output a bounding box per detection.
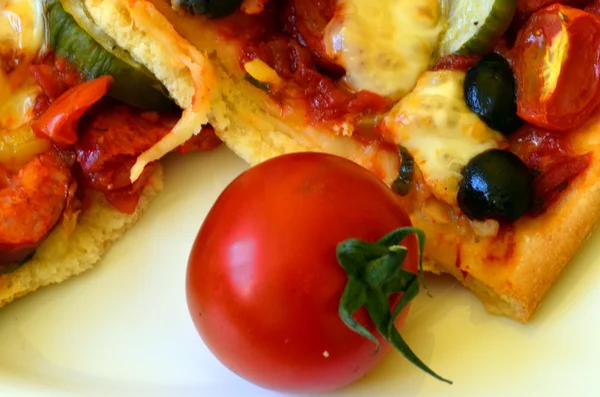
[464,53,524,135]
[173,0,243,19]
[458,149,532,223]
[391,146,414,196]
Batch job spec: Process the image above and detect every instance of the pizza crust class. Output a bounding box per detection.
[421,113,600,322]
[89,0,600,322]
[0,166,163,308]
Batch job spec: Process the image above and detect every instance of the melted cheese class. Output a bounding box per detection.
[0,0,47,164]
[0,0,46,57]
[124,0,215,183]
[244,58,282,86]
[0,81,38,129]
[324,0,443,100]
[385,70,506,206]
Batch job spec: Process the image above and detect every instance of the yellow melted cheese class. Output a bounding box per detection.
[0,0,48,165]
[385,70,506,206]
[0,0,46,56]
[324,0,444,100]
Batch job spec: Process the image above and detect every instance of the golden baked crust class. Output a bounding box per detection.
[0,166,163,307]
[92,0,600,322]
[420,111,600,322]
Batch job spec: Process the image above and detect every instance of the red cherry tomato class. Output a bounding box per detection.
[186,152,428,394]
[513,4,600,131]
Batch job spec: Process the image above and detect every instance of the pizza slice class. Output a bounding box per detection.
[57,0,600,323]
[0,0,222,306]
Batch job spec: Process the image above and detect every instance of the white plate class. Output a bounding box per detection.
[1,146,600,397]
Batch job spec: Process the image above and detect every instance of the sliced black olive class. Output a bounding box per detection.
[392,146,414,196]
[464,52,523,135]
[458,149,532,223]
[172,0,243,19]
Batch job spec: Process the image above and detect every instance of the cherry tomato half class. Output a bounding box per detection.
[513,4,600,131]
[186,152,422,394]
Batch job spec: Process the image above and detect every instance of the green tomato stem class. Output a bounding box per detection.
[336,227,452,384]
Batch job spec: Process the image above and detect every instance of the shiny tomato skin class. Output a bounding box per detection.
[513,4,600,131]
[186,152,418,394]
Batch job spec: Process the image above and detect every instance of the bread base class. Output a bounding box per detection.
[0,166,164,307]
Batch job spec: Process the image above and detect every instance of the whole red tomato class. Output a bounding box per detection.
[186,152,448,393]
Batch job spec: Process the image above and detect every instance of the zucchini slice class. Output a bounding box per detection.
[438,0,516,56]
[47,0,177,111]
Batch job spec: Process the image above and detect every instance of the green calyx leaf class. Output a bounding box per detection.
[336,227,452,384]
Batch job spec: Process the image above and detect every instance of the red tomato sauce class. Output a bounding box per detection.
[25,53,221,215]
[216,1,391,127]
[432,54,481,72]
[74,105,221,214]
[30,53,86,117]
[510,125,592,214]
[0,165,10,190]
[484,226,516,264]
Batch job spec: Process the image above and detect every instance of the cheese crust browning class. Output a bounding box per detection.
[89,0,600,322]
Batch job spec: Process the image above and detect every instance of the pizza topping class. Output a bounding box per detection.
[391,146,415,196]
[530,153,591,213]
[75,104,220,214]
[0,127,51,166]
[1,68,50,166]
[288,0,344,75]
[243,58,283,87]
[241,0,269,15]
[513,4,600,131]
[32,75,113,146]
[48,0,176,111]
[433,54,482,71]
[0,0,47,67]
[323,0,443,100]
[384,70,506,207]
[30,55,86,101]
[1,0,50,166]
[438,0,517,56]
[172,0,244,18]
[242,35,391,126]
[510,125,592,213]
[585,0,600,15]
[464,52,524,135]
[114,0,216,183]
[0,149,72,269]
[457,149,533,223]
